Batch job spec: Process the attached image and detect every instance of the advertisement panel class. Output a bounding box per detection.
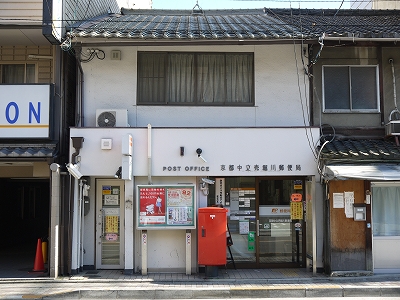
[137,185,195,229]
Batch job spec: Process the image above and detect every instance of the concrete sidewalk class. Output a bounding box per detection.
[1,269,400,299]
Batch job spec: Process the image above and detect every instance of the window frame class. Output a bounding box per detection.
[322,65,380,113]
[0,62,37,84]
[137,51,255,106]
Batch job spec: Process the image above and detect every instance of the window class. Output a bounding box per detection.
[0,64,35,83]
[372,185,400,236]
[322,65,379,112]
[137,52,254,105]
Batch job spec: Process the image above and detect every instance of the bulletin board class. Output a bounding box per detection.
[137,185,196,229]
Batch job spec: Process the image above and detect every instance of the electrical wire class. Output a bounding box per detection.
[79,48,106,62]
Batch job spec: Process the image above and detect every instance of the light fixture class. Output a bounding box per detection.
[196,148,207,163]
[66,163,83,179]
[28,55,53,59]
[114,166,122,179]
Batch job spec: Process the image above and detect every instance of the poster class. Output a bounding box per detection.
[333,193,344,208]
[344,191,355,218]
[103,186,120,205]
[290,202,303,220]
[138,185,195,229]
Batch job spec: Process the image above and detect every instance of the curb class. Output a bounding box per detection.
[35,286,400,299]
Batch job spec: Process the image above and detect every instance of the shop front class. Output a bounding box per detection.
[69,126,321,274]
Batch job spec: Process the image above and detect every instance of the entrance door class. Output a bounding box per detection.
[371,182,400,272]
[96,179,124,269]
[257,179,305,267]
[224,177,305,268]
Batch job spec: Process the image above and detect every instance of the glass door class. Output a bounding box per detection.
[209,177,306,268]
[257,178,305,267]
[96,179,125,269]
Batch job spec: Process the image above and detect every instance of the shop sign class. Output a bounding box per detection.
[162,164,302,173]
[0,85,51,138]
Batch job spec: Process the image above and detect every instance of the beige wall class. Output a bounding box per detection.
[0,1,42,23]
[0,45,54,83]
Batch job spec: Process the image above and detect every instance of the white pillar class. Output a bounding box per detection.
[185,230,191,275]
[124,180,134,274]
[141,230,147,275]
[70,179,80,273]
[49,163,61,278]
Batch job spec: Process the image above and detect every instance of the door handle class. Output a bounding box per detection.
[256,219,260,237]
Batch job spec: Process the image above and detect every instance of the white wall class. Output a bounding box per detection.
[81,44,309,128]
[70,127,319,177]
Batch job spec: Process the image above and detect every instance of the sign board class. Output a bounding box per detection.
[0,85,52,138]
[137,185,195,229]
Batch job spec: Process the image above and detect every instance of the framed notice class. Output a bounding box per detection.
[137,185,195,229]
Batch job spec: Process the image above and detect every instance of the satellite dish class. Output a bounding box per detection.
[97,111,116,127]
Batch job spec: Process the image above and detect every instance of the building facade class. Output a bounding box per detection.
[311,11,400,273]
[0,0,121,278]
[63,8,330,275]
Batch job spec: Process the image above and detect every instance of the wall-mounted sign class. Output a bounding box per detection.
[290,202,303,220]
[137,185,195,229]
[291,193,303,202]
[0,85,52,138]
[293,180,303,189]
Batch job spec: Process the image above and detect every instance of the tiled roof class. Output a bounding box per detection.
[0,144,57,158]
[319,139,400,162]
[68,8,400,40]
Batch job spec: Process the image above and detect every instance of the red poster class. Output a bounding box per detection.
[139,187,166,225]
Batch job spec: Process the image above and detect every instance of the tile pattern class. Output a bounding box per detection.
[319,139,400,162]
[69,8,400,40]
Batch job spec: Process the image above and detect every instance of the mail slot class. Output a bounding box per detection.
[353,204,366,221]
[198,207,227,265]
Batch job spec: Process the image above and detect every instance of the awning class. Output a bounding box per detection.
[324,164,400,181]
[0,144,57,158]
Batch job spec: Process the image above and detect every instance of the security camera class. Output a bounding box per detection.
[66,163,83,179]
[202,178,215,185]
[114,166,122,179]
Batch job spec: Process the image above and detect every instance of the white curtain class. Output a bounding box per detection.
[168,53,195,103]
[372,186,400,236]
[196,54,225,103]
[226,54,252,103]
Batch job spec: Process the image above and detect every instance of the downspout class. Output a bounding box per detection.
[76,60,84,127]
[147,124,153,184]
[389,58,398,122]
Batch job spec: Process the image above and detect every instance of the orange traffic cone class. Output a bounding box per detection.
[33,238,45,272]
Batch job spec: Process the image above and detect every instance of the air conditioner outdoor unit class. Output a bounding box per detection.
[385,121,400,136]
[96,109,129,127]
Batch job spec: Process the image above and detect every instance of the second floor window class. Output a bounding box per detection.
[0,64,35,83]
[137,52,254,105]
[323,65,379,112]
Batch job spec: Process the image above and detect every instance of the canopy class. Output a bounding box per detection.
[324,164,400,181]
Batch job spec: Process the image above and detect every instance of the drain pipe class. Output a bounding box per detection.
[147,124,153,185]
[389,58,398,122]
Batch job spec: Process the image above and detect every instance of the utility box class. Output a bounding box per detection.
[353,204,366,221]
[198,207,228,266]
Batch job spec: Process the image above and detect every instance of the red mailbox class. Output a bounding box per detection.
[198,207,228,266]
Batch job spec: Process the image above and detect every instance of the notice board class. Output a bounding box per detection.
[137,185,195,229]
